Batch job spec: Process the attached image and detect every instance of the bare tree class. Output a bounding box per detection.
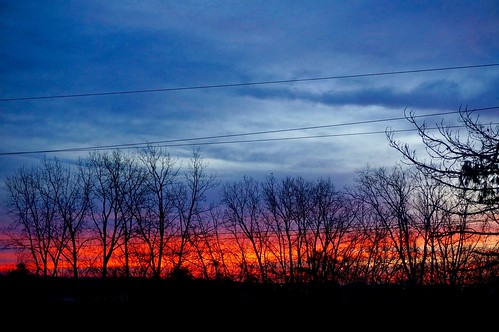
[188,200,226,280]
[386,108,499,214]
[116,153,147,278]
[387,107,499,267]
[222,176,270,282]
[135,145,179,278]
[344,197,395,284]
[262,174,298,283]
[44,157,91,278]
[171,148,218,275]
[308,179,357,284]
[3,157,79,277]
[432,191,492,285]
[409,171,450,284]
[354,165,422,285]
[287,176,309,283]
[5,164,54,276]
[81,150,141,278]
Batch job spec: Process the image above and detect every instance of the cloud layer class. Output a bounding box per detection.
[1,0,498,194]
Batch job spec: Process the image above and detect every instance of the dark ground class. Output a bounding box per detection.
[1,275,497,329]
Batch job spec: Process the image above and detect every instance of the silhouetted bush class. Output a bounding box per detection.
[7,262,30,279]
[166,266,194,282]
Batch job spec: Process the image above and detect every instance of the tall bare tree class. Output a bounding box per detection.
[136,145,179,278]
[81,150,141,278]
[44,157,91,278]
[2,157,85,277]
[171,148,218,275]
[262,174,299,283]
[387,108,499,265]
[4,163,58,276]
[343,197,394,284]
[222,175,269,282]
[307,178,357,284]
[354,165,422,285]
[117,153,147,278]
[409,171,450,284]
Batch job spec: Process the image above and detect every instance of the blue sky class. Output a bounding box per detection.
[1,0,498,209]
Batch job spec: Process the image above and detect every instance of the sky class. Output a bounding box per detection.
[0,0,498,232]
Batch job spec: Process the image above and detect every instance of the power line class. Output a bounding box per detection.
[1,107,497,156]
[1,63,498,102]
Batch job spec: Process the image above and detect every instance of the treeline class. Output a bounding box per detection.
[2,109,498,285]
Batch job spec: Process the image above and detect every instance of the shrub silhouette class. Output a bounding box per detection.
[7,262,30,279]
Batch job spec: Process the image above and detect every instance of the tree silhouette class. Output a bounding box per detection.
[386,107,499,214]
[2,146,498,283]
[386,107,499,263]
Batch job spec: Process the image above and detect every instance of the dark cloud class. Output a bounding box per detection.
[0,0,497,219]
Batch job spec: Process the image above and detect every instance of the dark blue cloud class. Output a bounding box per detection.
[0,0,497,204]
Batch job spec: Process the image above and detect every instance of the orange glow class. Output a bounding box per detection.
[1,220,498,283]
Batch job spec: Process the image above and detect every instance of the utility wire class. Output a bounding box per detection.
[1,63,498,102]
[2,109,497,156]
[149,126,468,148]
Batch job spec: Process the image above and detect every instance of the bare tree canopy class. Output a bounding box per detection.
[386,107,499,214]
[2,146,498,283]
